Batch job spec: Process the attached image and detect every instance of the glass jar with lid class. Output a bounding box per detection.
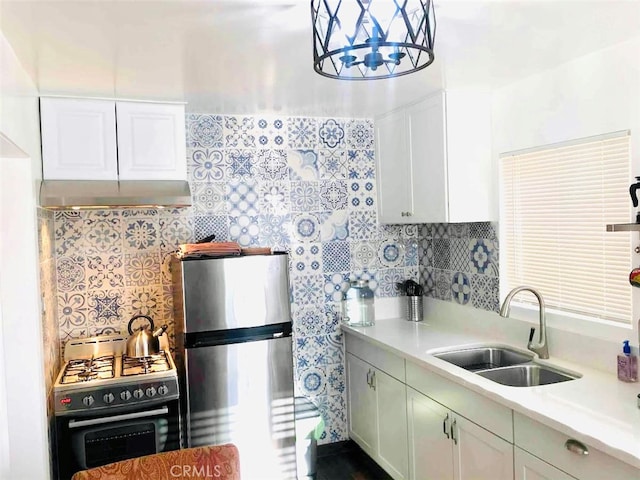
[342,280,375,327]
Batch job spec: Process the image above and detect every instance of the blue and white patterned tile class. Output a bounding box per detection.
[469,239,498,276]
[378,239,404,268]
[319,180,349,211]
[292,306,325,338]
[56,254,86,292]
[123,252,160,287]
[86,254,125,290]
[314,393,347,444]
[319,210,349,242]
[186,114,223,148]
[449,223,469,239]
[122,285,163,320]
[188,148,226,182]
[450,238,470,272]
[431,223,450,239]
[421,265,435,296]
[377,223,403,241]
[299,334,344,367]
[224,116,255,148]
[401,225,419,239]
[258,214,291,249]
[348,211,377,241]
[60,327,90,349]
[160,250,177,286]
[290,181,320,213]
[346,149,376,179]
[326,363,346,396]
[470,274,500,312]
[255,149,288,180]
[433,269,453,301]
[318,118,345,149]
[256,181,290,215]
[322,303,342,334]
[297,366,326,396]
[375,268,405,297]
[58,291,88,331]
[292,213,321,243]
[348,269,378,293]
[291,243,323,275]
[83,215,122,255]
[323,273,350,303]
[419,224,431,238]
[191,181,226,215]
[345,119,374,149]
[347,180,376,210]
[159,216,194,249]
[351,242,380,270]
[254,117,287,148]
[318,149,347,180]
[119,208,159,218]
[123,218,158,251]
[322,242,351,273]
[433,238,450,270]
[451,271,471,305]
[194,215,229,242]
[228,215,260,246]
[87,288,125,326]
[288,150,319,181]
[225,179,258,216]
[404,240,419,266]
[292,274,324,306]
[287,117,318,149]
[470,222,498,240]
[419,237,434,268]
[225,149,256,179]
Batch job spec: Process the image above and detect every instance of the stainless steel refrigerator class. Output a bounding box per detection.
[171,252,296,479]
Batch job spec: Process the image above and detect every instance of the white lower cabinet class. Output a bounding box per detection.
[407,387,513,480]
[515,447,576,480]
[346,352,408,480]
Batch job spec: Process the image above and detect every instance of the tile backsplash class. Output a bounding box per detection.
[43,113,499,445]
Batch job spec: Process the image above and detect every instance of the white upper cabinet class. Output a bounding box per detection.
[116,102,186,180]
[375,89,496,224]
[40,98,187,181]
[41,98,118,180]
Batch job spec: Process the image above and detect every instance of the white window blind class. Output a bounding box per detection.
[501,132,632,324]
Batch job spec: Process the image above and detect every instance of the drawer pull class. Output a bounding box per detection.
[565,439,589,456]
[442,413,450,439]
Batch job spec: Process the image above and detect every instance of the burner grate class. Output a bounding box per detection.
[60,355,115,384]
[122,351,171,376]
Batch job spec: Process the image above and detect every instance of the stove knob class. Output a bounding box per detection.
[120,390,132,401]
[133,388,144,399]
[145,386,156,398]
[82,395,95,407]
[157,385,169,396]
[103,393,115,404]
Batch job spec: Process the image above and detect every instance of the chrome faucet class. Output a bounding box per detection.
[499,286,549,359]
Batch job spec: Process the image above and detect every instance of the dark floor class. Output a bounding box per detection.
[315,441,393,480]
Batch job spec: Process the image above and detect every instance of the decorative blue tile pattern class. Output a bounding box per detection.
[226,149,255,178]
[319,211,349,242]
[291,244,323,275]
[346,120,374,149]
[318,150,347,180]
[224,116,255,148]
[288,117,318,149]
[347,149,376,179]
[256,149,288,180]
[187,114,223,148]
[189,149,226,181]
[254,117,287,148]
[292,213,321,243]
[318,119,345,149]
[321,242,351,273]
[226,179,258,216]
[319,181,348,211]
[289,150,319,181]
[290,182,320,213]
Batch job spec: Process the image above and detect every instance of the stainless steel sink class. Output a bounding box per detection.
[432,346,534,372]
[477,364,580,387]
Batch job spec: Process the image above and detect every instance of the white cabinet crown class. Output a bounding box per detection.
[40,97,187,181]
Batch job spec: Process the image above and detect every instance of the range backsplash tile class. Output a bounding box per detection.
[47,112,499,445]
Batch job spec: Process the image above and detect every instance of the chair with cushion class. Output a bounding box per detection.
[70,444,240,480]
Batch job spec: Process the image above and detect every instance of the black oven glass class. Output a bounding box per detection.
[84,423,158,468]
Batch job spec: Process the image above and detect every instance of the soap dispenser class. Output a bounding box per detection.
[617,340,638,382]
[629,177,640,223]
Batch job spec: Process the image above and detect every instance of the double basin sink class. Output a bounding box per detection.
[430,345,581,387]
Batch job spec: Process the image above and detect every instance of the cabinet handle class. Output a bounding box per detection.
[450,419,457,445]
[565,439,589,456]
[442,413,450,439]
[371,371,376,391]
[406,212,412,217]
[366,369,372,387]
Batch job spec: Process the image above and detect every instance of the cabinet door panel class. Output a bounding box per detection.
[406,387,453,480]
[375,370,408,480]
[514,447,576,480]
[454,415,513,480]
[346,353,377,454]
[407,93,447,223]
[375,109,410,224]
[116,102,186,180]
[41,98,117,180]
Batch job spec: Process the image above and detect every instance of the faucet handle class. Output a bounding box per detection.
[528,327,536,343]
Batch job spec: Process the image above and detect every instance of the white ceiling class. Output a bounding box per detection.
[1,0,639,117]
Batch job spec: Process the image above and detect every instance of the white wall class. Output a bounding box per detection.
[0,31,50,480]
[493,37,640,347]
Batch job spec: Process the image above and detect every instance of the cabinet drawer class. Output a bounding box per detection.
[406,361,512,442]
[514,412,639,480]
[345,334,405,382]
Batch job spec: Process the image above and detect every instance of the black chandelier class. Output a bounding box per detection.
[311,0,436,80]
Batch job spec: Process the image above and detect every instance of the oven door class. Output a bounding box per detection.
[68,406,170,470]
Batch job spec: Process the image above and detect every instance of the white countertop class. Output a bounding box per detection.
[341,304,640,471]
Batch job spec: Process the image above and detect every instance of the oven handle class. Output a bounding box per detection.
[67,407,169,429]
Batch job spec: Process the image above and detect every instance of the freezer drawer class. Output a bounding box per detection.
[184,336,295,479]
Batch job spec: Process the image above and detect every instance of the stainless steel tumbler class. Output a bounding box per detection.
[406,296,423,322]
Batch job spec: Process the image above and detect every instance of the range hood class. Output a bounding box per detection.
[39,180,192,210]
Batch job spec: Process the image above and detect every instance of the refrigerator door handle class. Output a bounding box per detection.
[273,332,284,338]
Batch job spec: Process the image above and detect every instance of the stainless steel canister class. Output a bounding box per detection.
[406,296,423,322]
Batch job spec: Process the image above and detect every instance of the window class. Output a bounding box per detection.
[500,131,631,324]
